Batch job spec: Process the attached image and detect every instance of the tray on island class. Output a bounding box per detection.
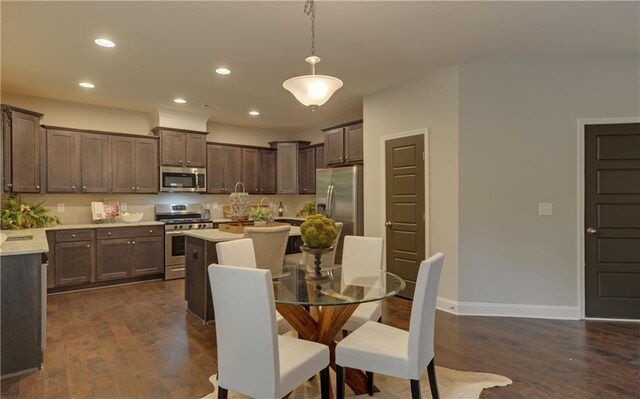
[218,221,290,234]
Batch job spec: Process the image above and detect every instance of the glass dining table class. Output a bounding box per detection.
[272,266,405,396]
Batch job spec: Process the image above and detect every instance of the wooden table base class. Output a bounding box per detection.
[276,303,380,398]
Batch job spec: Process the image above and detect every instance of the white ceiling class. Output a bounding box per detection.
[2,1,638,133]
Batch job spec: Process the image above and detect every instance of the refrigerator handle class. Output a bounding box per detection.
[324,185,332,216]
[328,185,335,218]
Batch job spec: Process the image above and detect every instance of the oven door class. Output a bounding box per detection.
[165,230,186,266]
[160,167,206,192]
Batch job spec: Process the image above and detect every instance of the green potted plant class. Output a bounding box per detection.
[249,206,273,226]
[1,195,61,230]
[296,201,317,218]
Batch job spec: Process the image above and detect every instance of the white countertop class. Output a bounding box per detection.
[0,228,49,256]
[212,217,307,223]
[46,221,164,230]
[184,226,301,242]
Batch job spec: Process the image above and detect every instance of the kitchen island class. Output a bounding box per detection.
[183,226,301,323]
[0,229,49,379]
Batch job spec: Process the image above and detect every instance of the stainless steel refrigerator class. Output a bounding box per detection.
[316,166,363,262]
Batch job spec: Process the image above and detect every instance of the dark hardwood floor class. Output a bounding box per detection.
[1,280,638,398]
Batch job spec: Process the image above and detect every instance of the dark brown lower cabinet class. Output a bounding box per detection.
[131,236,164,276]
[54,241,94,286]
[96,238,131,281]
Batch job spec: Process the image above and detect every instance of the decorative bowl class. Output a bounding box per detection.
[120,212,144,223]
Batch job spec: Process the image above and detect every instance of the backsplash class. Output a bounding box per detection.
[18,193,316,225]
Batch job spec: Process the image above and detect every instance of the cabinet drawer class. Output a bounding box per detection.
[97,226,163,240]
[55,229,95,242]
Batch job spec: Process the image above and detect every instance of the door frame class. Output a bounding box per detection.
[577,116,640,320]
[379,128,430,270]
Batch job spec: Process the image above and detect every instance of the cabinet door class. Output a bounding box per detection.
[2,109,11,192]
[185,133,207,167]
[277,142,298,194]
[324,128,344,165]
[344,123,363,162]
[47,130,80,193]
[298,147,315,194]
[80,133,109,193]
[131,236,164,276]
[135,138,158,193]
[9,111,41,193]
[223,146,243,191]
[315,145,325,169]
[96,239,131,281]
[207,145,224,193]
[111,136,135,193]
[259,150,277,194]
[160,131,186,166]
[55,241,94,286]
[242,148,261,194]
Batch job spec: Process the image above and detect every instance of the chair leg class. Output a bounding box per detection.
[366,371,374,396]
[217,387,228,399]
[320,366,330,399]
[410,379,421,399]
[342,329,349,338]
[336,365,346,399]
[427,358,440,399]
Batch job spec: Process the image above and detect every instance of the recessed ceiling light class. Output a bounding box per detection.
[249,110,260,116]
[94,38,115,48]
[79,82,95,88]
[216,67,231,75]
[174,98,187,104]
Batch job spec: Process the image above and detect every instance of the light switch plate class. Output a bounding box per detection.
[57,203,65,213]
[539,203,553,216]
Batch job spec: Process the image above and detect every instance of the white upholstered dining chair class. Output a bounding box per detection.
[335,253,445,399]
[284,222,344,268]
[243,225,290,274]
[215,239,292,335]
[208,264,330,399]
[341,236,385,334]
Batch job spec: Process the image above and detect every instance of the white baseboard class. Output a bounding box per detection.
[436,296,580,320]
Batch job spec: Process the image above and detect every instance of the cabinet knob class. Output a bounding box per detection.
[72,234,76,238]
[149,230,153,233]
[127,242,131,245]
[107,232,112,236]
[36,185,40,189]
[86,244,90,248]
[187,160,190,164]
[72,185,76,190]
[82,186,87,190]
[179,159,183,164]
[132,241,136,245]
[136,187,140,190]
[7,183,12,188]
[131,186,135,190]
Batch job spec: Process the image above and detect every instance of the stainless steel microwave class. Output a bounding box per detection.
[160,167,206,192]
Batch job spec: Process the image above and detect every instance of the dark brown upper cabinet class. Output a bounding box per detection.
[323,121,363,166]
[276,142,300,194]
[46,129,109,193]
[242,148,261,194]
[1,105,43,193]
[111,136,158,193]
[154,127,208,167]
[207,144,242,193]
[259,149,277,195]
[298,146,316,194]
[315,144,326,169]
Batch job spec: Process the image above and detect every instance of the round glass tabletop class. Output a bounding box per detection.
[272,266,406,306]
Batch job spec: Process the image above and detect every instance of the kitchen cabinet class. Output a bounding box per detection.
[2,105,43,193]
[298,146,316,194]
[54,229,96,289]
[259,149,277,194]
[242,148,260,194]
[207,144,242,193]
[315,144,325,169]
[131,236,164,276]
[46,129,109,193]
[111,136,158,193]
[155,127,208,167]
[276,142,299,194]
[323,121,363,166]
[96,238,131,281]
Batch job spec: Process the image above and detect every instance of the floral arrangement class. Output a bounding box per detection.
[1,195,61,230]
[249,206,273,222]
[296,201,317,218]
[299,214,337,249]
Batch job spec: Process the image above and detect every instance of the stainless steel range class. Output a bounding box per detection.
[155,204,213,280]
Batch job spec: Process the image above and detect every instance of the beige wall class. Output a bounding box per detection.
[457,57,640,307]
[363,67,460,302]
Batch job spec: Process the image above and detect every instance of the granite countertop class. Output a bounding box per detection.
[0,228,49,256]
[184,226,301,242]
[46,221,164,230]
[212,217,307,223]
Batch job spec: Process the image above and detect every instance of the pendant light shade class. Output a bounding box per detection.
[283,73,343,110]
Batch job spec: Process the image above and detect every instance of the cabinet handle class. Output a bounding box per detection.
[86,244,90,248]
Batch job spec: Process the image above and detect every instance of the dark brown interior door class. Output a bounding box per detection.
[385,134,425,299]
[585,123,640,319]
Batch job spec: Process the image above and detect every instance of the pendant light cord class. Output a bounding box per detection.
[304,0,316,56]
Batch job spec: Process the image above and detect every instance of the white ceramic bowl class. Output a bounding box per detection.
[120,212,144,223]
[0,233,7,246]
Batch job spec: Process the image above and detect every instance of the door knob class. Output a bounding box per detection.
[385,221,393,227]
[586,227,598,235]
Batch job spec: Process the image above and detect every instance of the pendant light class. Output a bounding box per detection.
[283,0,343,111]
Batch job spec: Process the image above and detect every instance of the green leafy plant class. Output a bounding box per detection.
[296,201,317,218]
[1,195,61,230]
[300,214,337,249]
[249,206,273,222]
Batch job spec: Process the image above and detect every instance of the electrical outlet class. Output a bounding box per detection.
[211,202,218,210]
[57,203,65,213]
[121,203,127,211]
[539,203,553,216]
